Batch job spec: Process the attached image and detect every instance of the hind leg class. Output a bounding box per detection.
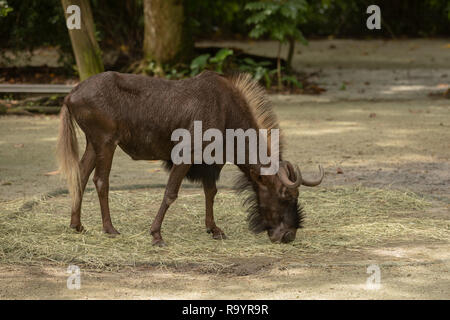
[92,141,119,235]
[70,138,96,232]
[203,178,226,240]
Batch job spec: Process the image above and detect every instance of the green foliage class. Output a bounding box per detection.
[282,75,302,89]
[209,48,234,73]
[165,67,188,80]
[0,0,449,76]
[89,0,144,54]
[190,54,211,76]
[245,0,308,44]
[184,0,249,39]
[0,0,69,50]
[186,0,450,39]
[447,2,450,20]
[303,0,450,37]
[1,0,449,52]
[144,48,235,78]
[245,0,309,89]
[152,49,308,92]
[190,49,234,76]
[0,1,144,54]
[238,58,275,88]
[0,0,12,17]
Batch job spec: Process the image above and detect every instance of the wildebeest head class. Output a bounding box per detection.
[240,161,324,243]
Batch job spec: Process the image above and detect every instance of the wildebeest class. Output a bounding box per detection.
[57,70,324,246]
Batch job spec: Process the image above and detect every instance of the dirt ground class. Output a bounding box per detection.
[0,39,449,299]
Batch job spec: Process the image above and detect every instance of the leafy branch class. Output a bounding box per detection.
[245,0,308,90]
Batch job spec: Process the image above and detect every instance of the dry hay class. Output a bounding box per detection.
[0,185,448,271]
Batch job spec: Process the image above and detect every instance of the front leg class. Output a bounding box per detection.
[150,164,191,246]
[203,178,226,240]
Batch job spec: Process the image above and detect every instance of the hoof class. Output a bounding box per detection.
[103,226,120,235]
[152,239,167,247]
[212,232,227,240]
[207,227,227,240]
[70,224,84,233]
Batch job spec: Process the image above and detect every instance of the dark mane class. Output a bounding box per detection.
[234,172,305,233]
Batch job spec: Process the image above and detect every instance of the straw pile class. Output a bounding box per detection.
[0,185,448,271]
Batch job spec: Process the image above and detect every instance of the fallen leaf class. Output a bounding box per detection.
[336,167,344,174]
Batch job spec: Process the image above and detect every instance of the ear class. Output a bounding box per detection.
[249,168,269,188]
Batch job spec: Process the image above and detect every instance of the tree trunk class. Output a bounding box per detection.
[143,0,192,68]
[277,41,283,91]
[286,37,295,73]
[61,0,104,81]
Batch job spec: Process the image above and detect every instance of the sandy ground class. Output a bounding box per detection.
[1,243,449,299]
[0,39,449,299]
[199,39,450,101]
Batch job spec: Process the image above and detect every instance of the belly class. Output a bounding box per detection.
[118,134,172,161]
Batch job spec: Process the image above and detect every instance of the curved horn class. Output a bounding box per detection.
[300,165,324,187]
[277,161,302,188]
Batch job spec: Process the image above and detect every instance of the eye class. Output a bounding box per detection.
[278,187,290,200]
[280,192,292,202]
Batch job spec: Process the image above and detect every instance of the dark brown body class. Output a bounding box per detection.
[69,71,256,161]
[57,71,324,246]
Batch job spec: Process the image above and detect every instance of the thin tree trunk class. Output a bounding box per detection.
[277,41,283,91]
[61,0,104,81]
[143,0,192,69]
[287,37,295,73]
